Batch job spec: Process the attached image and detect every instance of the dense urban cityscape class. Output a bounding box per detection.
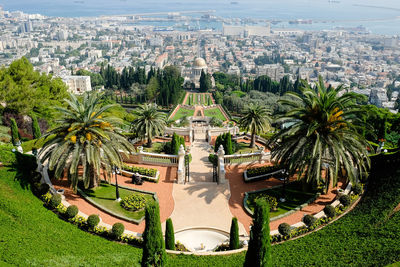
[0,6,399,112]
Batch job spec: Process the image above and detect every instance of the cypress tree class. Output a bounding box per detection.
[229,217,240,250]
[244,199,272,267]
[165,218,175,250]
[226,132,233,155]
[10,118,19,145]
[32,116,41,139]
[141,201,166,267]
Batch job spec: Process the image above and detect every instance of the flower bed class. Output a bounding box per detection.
[120,194,147,211]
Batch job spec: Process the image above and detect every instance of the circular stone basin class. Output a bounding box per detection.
[175,228,229,252]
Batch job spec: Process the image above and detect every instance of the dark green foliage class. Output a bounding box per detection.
[323,205,336,218]
[302,214,316,227]
[199,70,212,92]
[165,218,175,250]
[208,154,218,165]
[38,183,50,196]
[32,116,41,139]
[225,133,233,155]
[142,201,166,267]
[0,57,68,123]
[244,199,271,267]
[167,132,185,155]
[87,214,100,229]
[214,132,233,155]
[156,66,184,107]
[49,193,62,209]
[339,195,351,207]
[229,217,240,250]
[278,223,291,236]
[10,118,19,145]
[112,223,125,239]
[246,165,282,178]
[352,183,363,195]
[65,205,79,219]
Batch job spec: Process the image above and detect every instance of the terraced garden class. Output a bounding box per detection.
[204,107,227,121]
[184,93,213,106]
[170,107,194,121]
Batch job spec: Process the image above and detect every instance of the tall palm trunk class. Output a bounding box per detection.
[89,164,98,189]
[250,131,256,148]
[147,136,153,147]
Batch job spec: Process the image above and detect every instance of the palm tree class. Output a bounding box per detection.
[269,77,370,193]
[131,103,166,147]
[39,92,134,191]
[239,104,272,148]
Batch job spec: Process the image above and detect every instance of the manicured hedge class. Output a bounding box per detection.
[122,164,157,178]
[246,165,283,178]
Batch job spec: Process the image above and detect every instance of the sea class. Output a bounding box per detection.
[3,0,400,35]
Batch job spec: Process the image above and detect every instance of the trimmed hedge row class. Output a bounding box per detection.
[41,192,143,246]
[122,164,157,178]
[246,165,283,178]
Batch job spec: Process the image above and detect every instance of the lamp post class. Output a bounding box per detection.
[113,166,121,202]
[322,162,330,194]
[280,170,289,203]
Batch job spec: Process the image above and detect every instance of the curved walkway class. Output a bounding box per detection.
[53,164,176,233]
[226,163,345,233]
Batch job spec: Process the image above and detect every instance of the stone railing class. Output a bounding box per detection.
[164,126,191,137]
[223,151,271,165]
[208,126,239,137]
[122,147,179,167]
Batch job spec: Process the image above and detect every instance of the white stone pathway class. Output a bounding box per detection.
[169,140,247,236]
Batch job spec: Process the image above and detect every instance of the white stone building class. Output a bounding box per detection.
[63,76,92,95]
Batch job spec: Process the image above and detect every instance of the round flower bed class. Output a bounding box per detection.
[120,194,147,211]
[250,193,278,211]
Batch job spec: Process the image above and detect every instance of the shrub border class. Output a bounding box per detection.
[243,185,320,221]
[78,182,158,225]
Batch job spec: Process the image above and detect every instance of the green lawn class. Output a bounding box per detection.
[171,107,194,121]
[143,142,165,153]
[1,153,400,266]
[204,107,227,121]
[246,182,316,218]
[82,183,155,221]
[234,142,260,154]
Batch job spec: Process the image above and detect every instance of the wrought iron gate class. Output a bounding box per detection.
[185,154,190,183]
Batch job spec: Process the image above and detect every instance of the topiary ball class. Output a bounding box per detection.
[352,183,363,195]
[87,214,100,229]
[65,205,79,219]
[278,223,292,236]
[302,214,317,227]
[339,194,351,207]
[49,193,62,209]
[323,205,336,218]
[112,223,125,239]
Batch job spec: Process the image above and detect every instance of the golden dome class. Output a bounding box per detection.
[194,57,207,68]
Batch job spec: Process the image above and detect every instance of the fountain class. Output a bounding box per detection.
[174,228,229,252]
